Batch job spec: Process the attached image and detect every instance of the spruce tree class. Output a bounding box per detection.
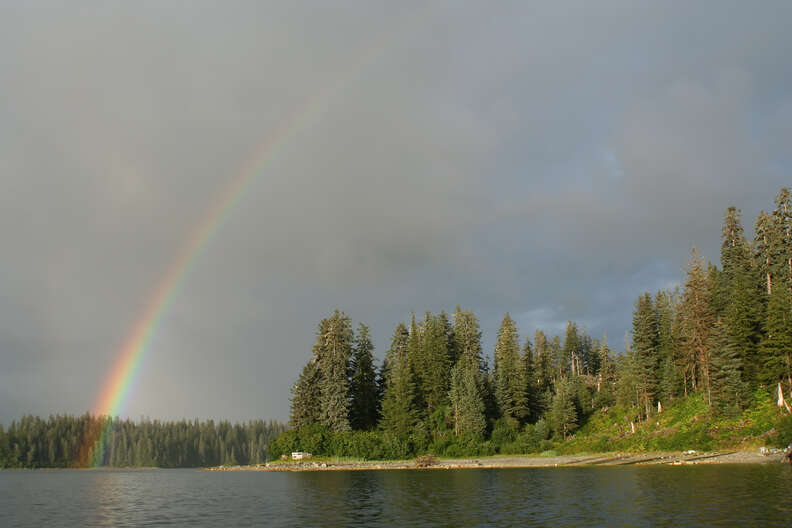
[380,323,419,437]
[632,292,659,417]
[349,324,379,430]
[521,336,540,422]
[758,286,792,387]
[417,313,451,413]
[290,359,322,429]
[680,248,715,404]
[719,206,762,386]
[754,211,774,296]
[493,313,527,422]
[378,323,408,405]
[533,330,552,395]
[448,361,486,440]
[563,322,581,376]
[655,290,680,401]
[770,188,792,294]
[709,319,746,412]
[453,307,486,372]
[549,377,578,439]
[317,310,353,432]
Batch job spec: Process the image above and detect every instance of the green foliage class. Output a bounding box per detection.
[493,313,528,422]
[349,324,379,430]
[317,310,354,432]
[549,378,578,439]
[758,287,792,384]
[449,361,486,440]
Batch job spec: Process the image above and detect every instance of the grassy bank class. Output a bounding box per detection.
[270,390,792,461]
[559,389,792,454]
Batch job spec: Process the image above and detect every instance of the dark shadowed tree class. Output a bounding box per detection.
[349,324,379,430]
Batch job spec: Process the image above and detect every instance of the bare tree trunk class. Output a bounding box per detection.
[778,382,791,413]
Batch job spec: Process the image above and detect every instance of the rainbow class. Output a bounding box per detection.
[77,7,431,466]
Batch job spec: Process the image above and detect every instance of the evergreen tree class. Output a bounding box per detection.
[521,336,540,422]
[448,361,486,440]
[709,319,746,411]
[759,286,792,387]
[453,307,486,372]
[770,188,792,294]
[380,324,419,437]
[754,211,774,296]
[290,359,321,429]
[632,292,659,417]
[549,377,578,439]
[563,322,581,376]
[493,313,527,422]
[680,249,715,405]
[416,313,451,413]
[533,330,552,394]
[378,323,408,405]
[317,310,353,432]
[718,207,763,386]
[655,290,680,401]
[349,324,379,430]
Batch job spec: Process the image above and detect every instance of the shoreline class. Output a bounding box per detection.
[205,450,789,472]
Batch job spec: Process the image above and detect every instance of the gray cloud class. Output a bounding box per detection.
[1,1,790,423]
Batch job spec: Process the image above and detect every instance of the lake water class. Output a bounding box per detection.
[2,465,790,527]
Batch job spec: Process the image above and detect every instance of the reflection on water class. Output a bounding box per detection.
[1,465,790,527]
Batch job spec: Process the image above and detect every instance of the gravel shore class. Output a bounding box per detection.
[204,450,789,472]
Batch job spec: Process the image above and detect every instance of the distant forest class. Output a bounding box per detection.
[0,415,285,468]
[2,188,790,467]
[272,187,792,459]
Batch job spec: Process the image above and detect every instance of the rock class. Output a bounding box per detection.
[759,446,769,456]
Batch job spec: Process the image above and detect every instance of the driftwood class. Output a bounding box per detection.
[415,455,437,468]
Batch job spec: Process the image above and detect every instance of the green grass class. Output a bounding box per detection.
[558,389,791,454]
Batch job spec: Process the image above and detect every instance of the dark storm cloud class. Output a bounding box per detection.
[1,1,790,423]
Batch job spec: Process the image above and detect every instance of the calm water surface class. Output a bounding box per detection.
[1,465,790,527]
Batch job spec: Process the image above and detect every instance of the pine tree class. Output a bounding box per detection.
[718,208,763,386]
[317,310,353,432]
[521,336,540,422]
[680,249,715,405]
[289,360,321,429]
[448,361,486,440]
[770,188,792,294]
[416,313,451,413]
[349,324,379,430]
[754,211,774,296]
[758,286,792,387]
[709,319,746,411]
[533,330,552,395]
[549,377,578,439]
[655,290,680,401]
[493,313,527,422]
[378,322,408,405]
[632,292,659,417]
[563,322,581,376]
[380,324,419,437]
[453,307,485,372]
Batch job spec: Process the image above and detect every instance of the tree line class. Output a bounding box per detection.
[0,414,286,468]
[278,187,792,458]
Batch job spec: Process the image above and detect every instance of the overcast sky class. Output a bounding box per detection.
[1,1,790,424]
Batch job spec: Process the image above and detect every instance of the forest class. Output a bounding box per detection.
[2,188,791,467]
[271,187,792,460]
[0,414,285,468]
